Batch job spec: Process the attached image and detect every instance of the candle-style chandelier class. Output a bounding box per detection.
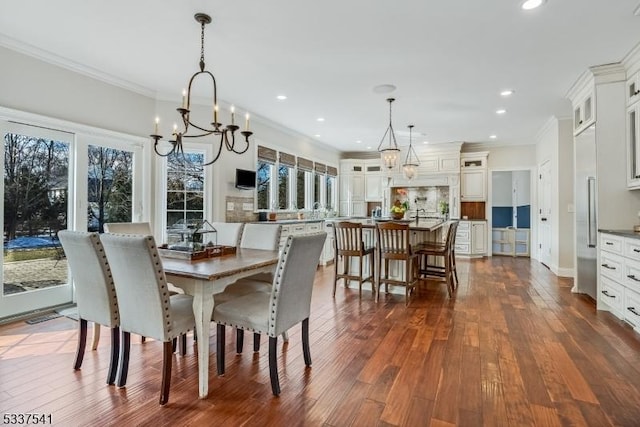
[402,125,420,180]
[150,13,252,166]
[377,98,400,172]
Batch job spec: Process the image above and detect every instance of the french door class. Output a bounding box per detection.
[0,122,75,317]
[0,119,145,319]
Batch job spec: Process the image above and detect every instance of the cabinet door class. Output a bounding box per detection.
[461,170,486,201]
[351,175,365,201]
[449,185,460,219]
[628,72,640,106]
[574,92,595,135]
[471,221,487,254]
[627,104,640,189]
[439,155,459,172]
[365,174,382,201]
[420,156,439,173]
[351,201,366,217]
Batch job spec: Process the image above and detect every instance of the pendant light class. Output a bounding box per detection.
[377,98,401,171]
[402,125,420,181]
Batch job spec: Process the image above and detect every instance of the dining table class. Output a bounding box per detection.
[161,248,280,398]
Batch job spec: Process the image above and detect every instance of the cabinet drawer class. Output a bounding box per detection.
[624,258,640,292]
[599,276,624,313]
[458,221,470,231]
[280,225,292,235]
[454,243,469,254]
[306,223,322,233]
[291,224,306,234]
[624,288,640,326]
[456,229,470,243]
[600,252,624,282]
[624,238,640,262]
[600,234,623,255]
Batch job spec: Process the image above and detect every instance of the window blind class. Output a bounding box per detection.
[279,152,296,167]
[257,145,277,163]
[297,157,313,171]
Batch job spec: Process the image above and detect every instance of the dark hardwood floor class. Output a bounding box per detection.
[2,256,640,426]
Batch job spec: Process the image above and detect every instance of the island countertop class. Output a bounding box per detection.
[599,229,640,240]
[326,217,449,232]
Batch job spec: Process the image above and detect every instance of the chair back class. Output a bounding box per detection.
[269,233,326,336]
[104,222,152,235]
[376,222,412,260]
[58,230,119,327]
[209,222,244,247]
[100,233,176,341]
[445,221,459,250]
[333,221,366,256]
[240,223,282,250]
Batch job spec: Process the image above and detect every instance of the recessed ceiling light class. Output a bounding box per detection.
[356,140,362,144]
[423,141,429,145]
[366,146,372,150]
[521,0,545,10]
[314,134,321,138]
[276,95,287,100]
[489,134,497,139]
[372,84,397,94]
[496,109,507,115]
[500,90,514,97]
[316,117,325,122]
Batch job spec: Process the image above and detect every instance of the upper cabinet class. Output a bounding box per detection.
[460,152,488,202]
[573,88,595,136]
[627,70,640,107]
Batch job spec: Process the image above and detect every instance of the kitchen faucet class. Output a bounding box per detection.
[415,208,426,224]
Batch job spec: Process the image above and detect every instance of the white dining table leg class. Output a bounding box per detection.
[192,281,214,399]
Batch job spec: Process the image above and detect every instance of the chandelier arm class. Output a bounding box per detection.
[153,139,177,157]
[200,133,227,167]
[231,133,251,154]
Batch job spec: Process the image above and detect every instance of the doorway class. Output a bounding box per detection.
[490,169,532,257]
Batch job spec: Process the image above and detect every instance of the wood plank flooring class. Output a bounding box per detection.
[2,257,640,426]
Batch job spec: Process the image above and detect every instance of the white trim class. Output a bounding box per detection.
[557,267,575,278]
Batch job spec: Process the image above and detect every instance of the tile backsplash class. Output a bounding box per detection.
[391,186,449,215]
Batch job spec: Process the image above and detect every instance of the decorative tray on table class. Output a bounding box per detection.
[159,219,236,260]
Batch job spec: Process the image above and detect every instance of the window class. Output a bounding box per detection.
[257,160,273,210]
[166,152,205,228]
[296,170,307,210]
[87,145,133,232]
[313,172,322,208]
[277,164,292,210]
[326,175,336,211]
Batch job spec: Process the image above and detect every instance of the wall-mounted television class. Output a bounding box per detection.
[235,168,256,190]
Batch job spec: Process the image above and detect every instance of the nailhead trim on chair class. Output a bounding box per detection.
[145,236,173,334]
[92,234,119,324]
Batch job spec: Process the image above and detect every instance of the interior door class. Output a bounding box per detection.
[0,122,74,317]
[538,160,552,267]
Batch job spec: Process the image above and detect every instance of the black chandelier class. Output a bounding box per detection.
[150,13,252,166]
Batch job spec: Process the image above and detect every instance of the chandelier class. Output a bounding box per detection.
[402,125,420,181]
[377,98,401,172]
[150,13,252,166]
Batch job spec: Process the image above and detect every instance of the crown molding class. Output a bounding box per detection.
[0,33,156,98]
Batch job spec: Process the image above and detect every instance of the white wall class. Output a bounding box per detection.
[0,45,341,231]
[492,171,513,206]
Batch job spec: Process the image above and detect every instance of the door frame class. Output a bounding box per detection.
[487,166,536,258]
[538,160,552,267]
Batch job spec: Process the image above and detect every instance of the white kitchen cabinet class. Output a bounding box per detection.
[449,184,460,220]
[471,221,487,255]
[460,169,486,201]
[627,98,640,189]
[573,89,595,136]
[455,220,486,257]
[339,159,366,216]
[627,70,640,106]
[365,174,382,201]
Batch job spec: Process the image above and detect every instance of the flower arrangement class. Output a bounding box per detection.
[390,199,407,219]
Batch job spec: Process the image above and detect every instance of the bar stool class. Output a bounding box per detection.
[375,222,419,305]
[333,221,376,299]
[415,221,459,297]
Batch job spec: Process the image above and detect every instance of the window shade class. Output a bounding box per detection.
[257,145,277,163]
[314,162,327,173]
[279,152,296,167]
[327,166,338,177]
[297,157,313,171]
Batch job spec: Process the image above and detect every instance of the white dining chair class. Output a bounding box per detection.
[103,222,153,235]
[100,233,195,405]
[213,232,326,396]
[213,222,283,351]
[209,222,244,247]
[57,230,120,385]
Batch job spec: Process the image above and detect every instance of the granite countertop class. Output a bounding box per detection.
[599,229,640,239]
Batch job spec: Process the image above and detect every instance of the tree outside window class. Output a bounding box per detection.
[166,152,204,228]
[278,165,292,210]
[257,160,273,210]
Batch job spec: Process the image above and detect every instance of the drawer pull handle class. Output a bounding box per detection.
[601,290,616,298]
[605,242,614,245]
[628,307,640,317]
[634,249,640,253]
[601,264,616,270]
[628,274,640,282]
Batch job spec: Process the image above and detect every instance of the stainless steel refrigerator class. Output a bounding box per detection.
[575,124,597,299]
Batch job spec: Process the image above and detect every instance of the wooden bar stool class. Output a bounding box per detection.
[375,222,419,305]
[332,221,375,298]
[415,221,459,297]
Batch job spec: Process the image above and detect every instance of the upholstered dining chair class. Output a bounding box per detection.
[415,221,459,297]
[100,233,195,405]
[212,232,326,396]
[375,222,420,306]
[208,222,244,247]
[332,221,375,299]
[57,230,120,385]
[213,222,284,352]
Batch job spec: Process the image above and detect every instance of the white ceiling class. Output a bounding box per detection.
[1,0,639,152]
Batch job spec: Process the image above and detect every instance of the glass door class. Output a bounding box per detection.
[0,122,74,318]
